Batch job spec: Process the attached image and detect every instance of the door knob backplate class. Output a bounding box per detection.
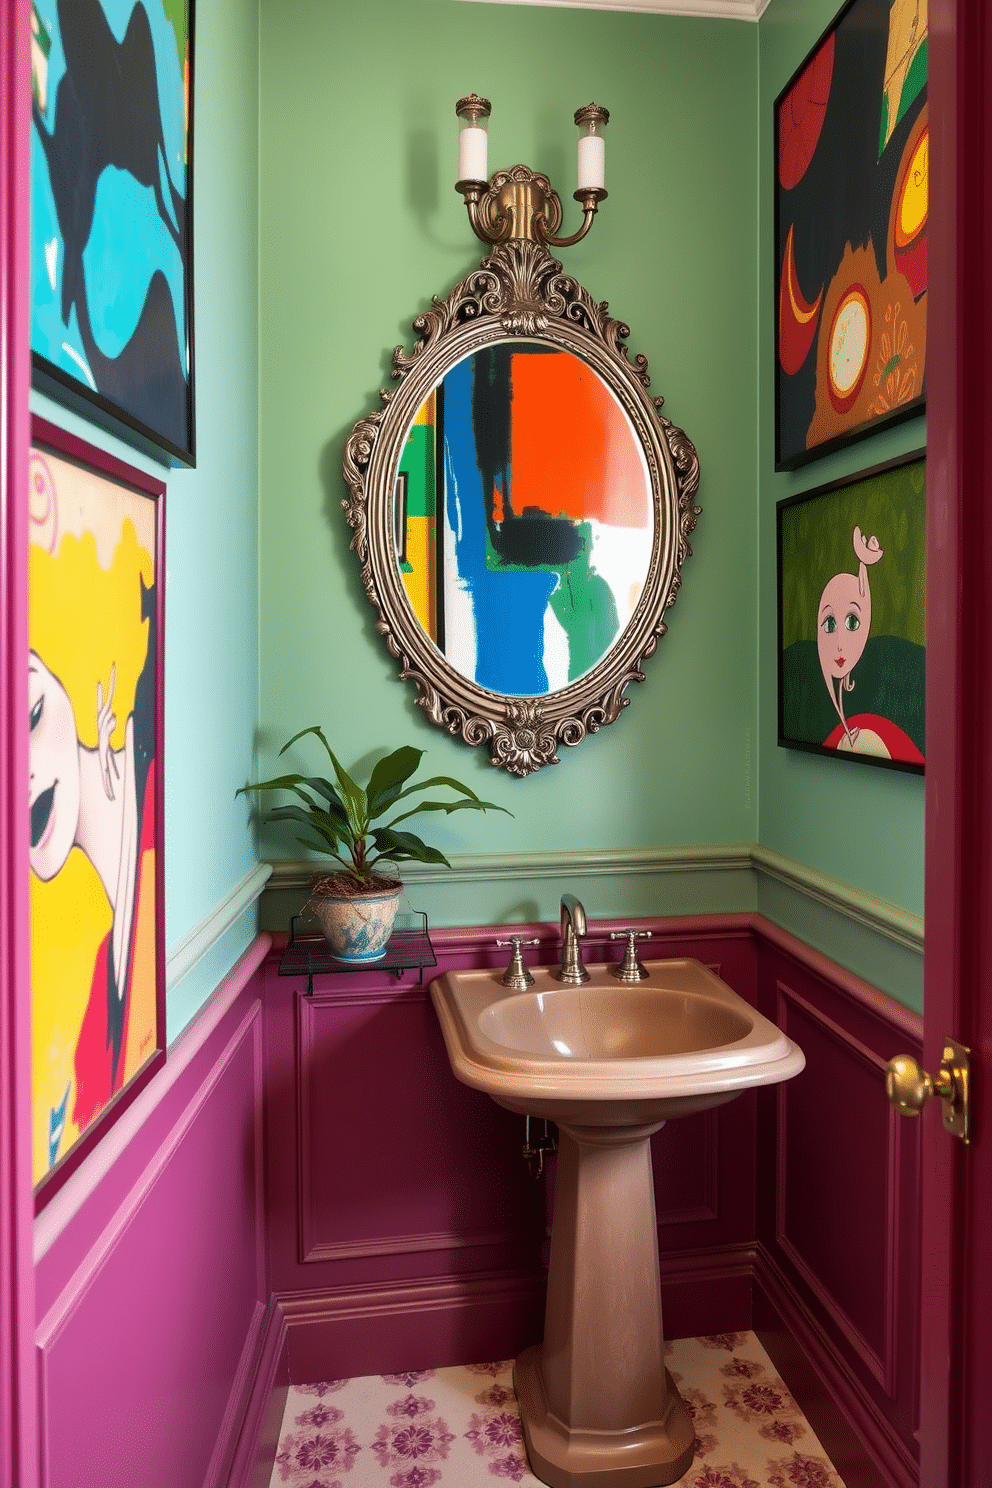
[885,1038,971,1144]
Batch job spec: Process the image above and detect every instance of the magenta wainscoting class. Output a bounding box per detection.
[32,936,286,1488]
[262,914,921,1488]
[753,925,923,1488]
[31,913,922,1488]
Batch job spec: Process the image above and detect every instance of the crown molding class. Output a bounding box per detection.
[458,0,771,20]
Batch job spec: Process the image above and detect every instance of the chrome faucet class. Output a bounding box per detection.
[555,893,590,984]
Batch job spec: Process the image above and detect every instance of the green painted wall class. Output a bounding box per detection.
[258,0,760,922]
[756,2,926,968]
[19,0,926,1070]
[32,0,262,1041]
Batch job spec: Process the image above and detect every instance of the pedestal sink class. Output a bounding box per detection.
[430,956,805,1488]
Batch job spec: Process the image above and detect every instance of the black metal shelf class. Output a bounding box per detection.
[278,911,437,995]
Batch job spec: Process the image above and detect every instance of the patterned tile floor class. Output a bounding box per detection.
[268,1331,846,1488]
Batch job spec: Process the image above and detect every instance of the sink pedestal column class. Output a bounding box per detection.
[514,1119,695,1488]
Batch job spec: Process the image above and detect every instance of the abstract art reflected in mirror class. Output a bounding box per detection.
[343,233,701,776]
[396,343,652,698]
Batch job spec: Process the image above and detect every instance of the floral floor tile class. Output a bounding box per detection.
[269,1332,845,1488]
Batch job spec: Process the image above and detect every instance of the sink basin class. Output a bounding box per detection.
[431,957,804,1126]
[430,954,804,1488]
[479,982,752,1057]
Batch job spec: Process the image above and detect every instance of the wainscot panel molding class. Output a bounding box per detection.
[755,930,923,1488]
[31,915,921,1488]
[33,938,272,1488]
[260,846,758,940]
[221,1297,289,1488]
[265,920,762,1324]
[274,1270,549,1385]
[264,844,756,892]
[752,846,923,955]
[261,844,922,1006]
[259,914,921,1488]
[166,863,273,990]
[35,935,272,1257]
[658,1242,758,1340]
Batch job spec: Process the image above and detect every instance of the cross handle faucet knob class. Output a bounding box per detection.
[609,929,652,982]
[496,936,541,990]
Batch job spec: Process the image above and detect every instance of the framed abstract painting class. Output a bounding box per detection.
[29,0,196,464]
[774,0,927,469]
[29,416,166,1206]
[777,450,925,773]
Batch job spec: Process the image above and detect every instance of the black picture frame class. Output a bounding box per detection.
[773,0,927,470]
[777,449,926,774]
[29,0,196,466]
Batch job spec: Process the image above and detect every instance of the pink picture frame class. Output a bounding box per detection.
[28,415,166,1207]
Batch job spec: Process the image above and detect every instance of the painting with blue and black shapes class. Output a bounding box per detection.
[435,345,651,698]
[29,0,195,464]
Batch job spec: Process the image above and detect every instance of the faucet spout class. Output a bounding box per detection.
[556,893,590,984]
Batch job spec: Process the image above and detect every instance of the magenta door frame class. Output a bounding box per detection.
[922,3,992,1485]
[1,1,37,1485]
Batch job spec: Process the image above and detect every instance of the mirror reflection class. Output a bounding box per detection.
[395,341,653,697]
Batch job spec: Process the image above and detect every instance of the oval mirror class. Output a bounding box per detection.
[343,233,700,776]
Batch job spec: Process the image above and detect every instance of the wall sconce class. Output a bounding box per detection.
[455,95,610,249]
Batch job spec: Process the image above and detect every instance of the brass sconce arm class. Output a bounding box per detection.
[455,99,609,251]
[543,187,608,248]
[456,171,607,250]
[455,178,512,246]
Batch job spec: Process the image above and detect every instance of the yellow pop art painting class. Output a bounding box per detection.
[29,418,165,1200]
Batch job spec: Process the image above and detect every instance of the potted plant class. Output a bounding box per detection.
[237,726,509,962]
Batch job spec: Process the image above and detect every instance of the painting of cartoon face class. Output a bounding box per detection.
[817,570,871,692]
[777,453,925,775]
[28,651,81,882]
[29,423,165,1202]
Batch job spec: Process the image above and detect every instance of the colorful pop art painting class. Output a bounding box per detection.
[775,0,927,469]
[396,343,652,697]
[777,450,925,773]
[29,418,166,1203]
[29,0,195,464]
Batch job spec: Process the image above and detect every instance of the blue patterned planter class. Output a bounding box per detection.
[312,881,403,963]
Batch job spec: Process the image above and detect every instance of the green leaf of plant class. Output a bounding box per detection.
[385,796,510,830]
[295,835,348,868]
[265,805,344,852]
[279,724,335,763]
[272,727,361,824]
[318,743,368,837]
[370,826,451,867]
[240,728,507,880]
[366,746,425,816]
[236,771,311,798]
[392,772,482,803]
[300,776,349,822]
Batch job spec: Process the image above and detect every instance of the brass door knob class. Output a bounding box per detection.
[884,1040,971,1144]
[885,1055,950,1115]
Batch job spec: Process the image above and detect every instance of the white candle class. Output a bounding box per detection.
[459,125,488,182]
[577,133,606,191]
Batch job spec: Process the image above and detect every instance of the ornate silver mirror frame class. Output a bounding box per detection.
[342,171,700,777]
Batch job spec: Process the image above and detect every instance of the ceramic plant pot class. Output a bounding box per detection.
[311,877,402,963]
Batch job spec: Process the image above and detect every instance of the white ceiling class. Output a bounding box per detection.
[460,0,771,20]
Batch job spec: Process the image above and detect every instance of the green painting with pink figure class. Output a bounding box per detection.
[777,450,925,773]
